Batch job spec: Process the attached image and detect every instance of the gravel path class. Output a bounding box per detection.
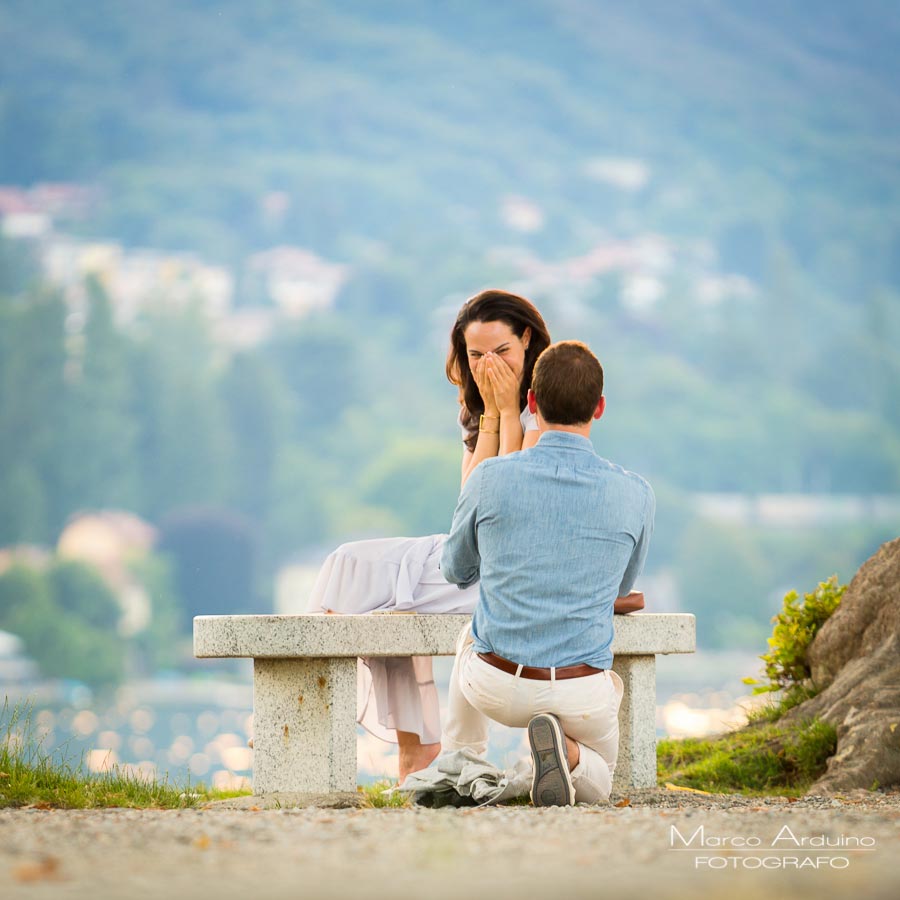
[3,791,899,900]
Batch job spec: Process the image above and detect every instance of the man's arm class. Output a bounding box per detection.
[441,463,484,588]
[617,484,656,598]
[614,590,644,614]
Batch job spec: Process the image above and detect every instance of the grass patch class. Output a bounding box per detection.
[198,788,252,801]
[657,717,837,796]
[358,780,411,808]
[1,700,410,810]
[0,701,240,809]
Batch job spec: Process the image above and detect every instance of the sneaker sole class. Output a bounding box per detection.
[528,714,575,807]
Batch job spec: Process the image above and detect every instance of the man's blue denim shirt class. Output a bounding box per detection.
[441,431,655,669]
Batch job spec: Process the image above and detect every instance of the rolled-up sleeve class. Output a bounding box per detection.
[440,465,483,588]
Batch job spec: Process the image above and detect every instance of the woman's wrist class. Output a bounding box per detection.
[478,415,500,435]
[482,405,500,418]
[498,402,520,418]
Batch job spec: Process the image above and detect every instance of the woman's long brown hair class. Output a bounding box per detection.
[445,289,551,452]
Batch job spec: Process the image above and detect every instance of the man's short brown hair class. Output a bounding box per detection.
[532,341,604,425]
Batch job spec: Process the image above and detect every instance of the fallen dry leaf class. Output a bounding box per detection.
[664,782,712,795]
[13,856,63,883]
[192,834,211,850]
[614,798,631,808]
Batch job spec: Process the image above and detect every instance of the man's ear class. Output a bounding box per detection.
[593,396,606,420]
[527,389,537,414]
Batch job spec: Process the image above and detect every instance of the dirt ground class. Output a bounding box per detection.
[2,792,899,900]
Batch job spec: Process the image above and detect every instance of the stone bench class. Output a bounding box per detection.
[193,612,695,796]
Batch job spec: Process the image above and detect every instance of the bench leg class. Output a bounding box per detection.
[611,655,657,790]
[252,657,357,795]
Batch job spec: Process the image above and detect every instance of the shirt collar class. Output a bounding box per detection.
[536,430,597,453]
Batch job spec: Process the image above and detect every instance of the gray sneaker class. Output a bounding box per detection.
[528,713,575,807]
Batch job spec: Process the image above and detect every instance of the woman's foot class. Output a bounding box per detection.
[397,731,441,783]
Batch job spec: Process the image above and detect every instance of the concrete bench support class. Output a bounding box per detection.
[194,612,695,796]
[611,655,656,789]
[253,657,357,794]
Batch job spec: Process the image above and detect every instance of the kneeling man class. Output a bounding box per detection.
[440,340,654,805]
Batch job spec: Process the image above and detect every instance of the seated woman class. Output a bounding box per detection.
[307,289,552,780]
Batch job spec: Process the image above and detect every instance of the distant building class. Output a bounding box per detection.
[489,234,674,315]
[213,308,277,350]
[0,187,51,238]
[3,182,346,348]
[0,543,53,575]
[0,182,94,239]
[41,238,234,326]
[248,246,347,319]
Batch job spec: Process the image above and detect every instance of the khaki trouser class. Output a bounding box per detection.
[442,623,624,804]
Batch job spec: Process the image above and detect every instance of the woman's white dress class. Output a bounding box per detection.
[306,407,539,745]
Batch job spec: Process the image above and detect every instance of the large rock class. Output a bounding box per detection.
[782,537,900,793]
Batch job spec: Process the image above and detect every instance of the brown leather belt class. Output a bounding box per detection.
[477,651,604,681]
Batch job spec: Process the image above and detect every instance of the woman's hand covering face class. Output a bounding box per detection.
[486,351,521,415]
[471,356,498,414]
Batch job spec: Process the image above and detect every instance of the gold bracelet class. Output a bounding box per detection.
[479,414,500,434]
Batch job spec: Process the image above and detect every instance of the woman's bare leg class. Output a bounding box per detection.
[397,731,441,783]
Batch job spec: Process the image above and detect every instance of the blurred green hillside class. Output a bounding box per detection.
[1,0,899,655]
[2,1,899,272]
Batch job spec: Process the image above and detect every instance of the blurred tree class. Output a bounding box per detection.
[129,303,233,518]
[220,350,292,523]
[46,558,120,631]
[360,439,460,537]
[60,277,140,512]
[0,289,67,543]
[0,564,125,689]
[0,464,49,547]
[129,552,185,669]
[265,445,337,562]
[0,237,40,295]
[333,260,422,341]
[157,506,260,628]
[268,316,364,434]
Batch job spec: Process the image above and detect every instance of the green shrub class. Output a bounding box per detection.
[743,575,846,711]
